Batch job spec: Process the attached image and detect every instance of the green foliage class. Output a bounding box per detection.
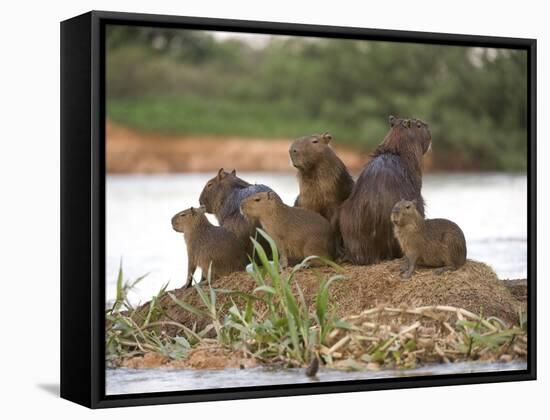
[107,95,355,140]
[166,229,345,365]
[455,317,524,357]
[106,230,345,366]
[111,261,149,313]
[518,309,528,332]
[106,26,528,171]
[106,264,187,362]
[105,237,527,369]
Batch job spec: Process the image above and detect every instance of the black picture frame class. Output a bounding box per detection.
[60,10,537,409]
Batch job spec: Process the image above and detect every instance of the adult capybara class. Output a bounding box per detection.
[339,115,432,265]
[391,199,467,279]
[171,206,248,288]
[199,168,272,253]
[240,191,335,268]
[290,132,354,223]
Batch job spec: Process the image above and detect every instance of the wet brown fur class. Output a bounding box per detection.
[171,206,248,288]
[391,199,467,279]
[240,191,335,267]
[339,115,432,265]
[290,133,354,258]
[290,132,354,222]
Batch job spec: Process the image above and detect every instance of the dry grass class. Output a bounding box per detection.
[322,305,526,370]
[131,259,524,335]
[109,241,526,371]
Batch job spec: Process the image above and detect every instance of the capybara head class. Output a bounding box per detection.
[171,206,207,233]
[390,199,421,227]
[382,115,431,156]
[240,191,282,220]
[199,168,248,214]
[289,132,333,171]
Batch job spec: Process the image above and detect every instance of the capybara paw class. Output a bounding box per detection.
[400,273,412,281]
[434,268,449,276]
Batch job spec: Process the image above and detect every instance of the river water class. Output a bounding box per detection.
[106,361,527,395]
[105,172,527,395]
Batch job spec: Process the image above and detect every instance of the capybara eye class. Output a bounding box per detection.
[207,182,213,188]
[406,205,411,209]
[312,139,318,144]
[254,197,261,202]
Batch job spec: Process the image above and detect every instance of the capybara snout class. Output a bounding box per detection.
[171,206,206,233]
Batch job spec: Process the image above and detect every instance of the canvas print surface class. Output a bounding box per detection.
[104,25,528,395]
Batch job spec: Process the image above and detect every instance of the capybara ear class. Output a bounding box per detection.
[190,207,196,215]
[217,168,225,179]
[389,115,396,127]
[416,120,422,128]
[321,132,332,144]
[230,169,237,176]
[267,191,275,200]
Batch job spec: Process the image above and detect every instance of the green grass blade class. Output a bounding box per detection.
[115,261,124,304]
[168,292,208,319]
[207,263,216,310]
[254,285,276,295]
[256,228,279,265]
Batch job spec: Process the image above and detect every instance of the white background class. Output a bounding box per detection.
[0,0,547,418]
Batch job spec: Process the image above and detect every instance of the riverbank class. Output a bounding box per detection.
[132,260,524,331]
[107,258,527,372]
[106,121,433,174]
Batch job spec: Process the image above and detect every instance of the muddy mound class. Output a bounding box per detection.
[132,260,523,334]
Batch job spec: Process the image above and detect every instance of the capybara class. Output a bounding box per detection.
[391,199,467,279]
[240,191,335,267]
[290,132,354,223]
[171,206,248,288]
[199,168,273,253]
[339,115,432,264]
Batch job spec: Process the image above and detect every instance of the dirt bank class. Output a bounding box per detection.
[107,121,437,174]
[120,347,258,370]
[107,121,370,173]
[503,279,528,302]
[131,259,524,334]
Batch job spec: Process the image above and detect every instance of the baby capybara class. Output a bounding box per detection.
[290,132,354,223]
[339,115,432,265]
[199,168,272,253]
[391,199,467,279]
[171,206,248,288]
[240,191,335,268]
